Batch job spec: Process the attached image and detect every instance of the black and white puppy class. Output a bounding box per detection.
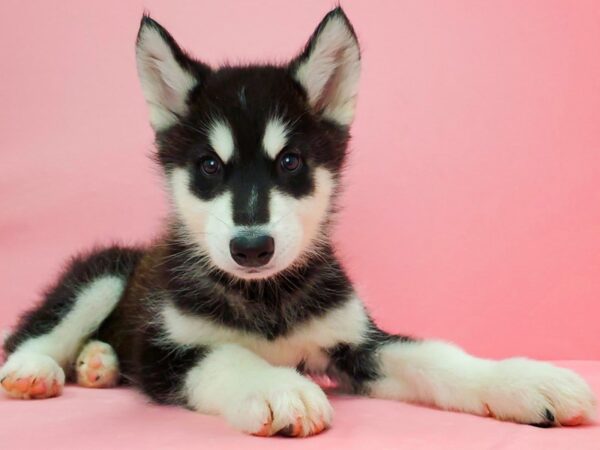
[1,8,595,437]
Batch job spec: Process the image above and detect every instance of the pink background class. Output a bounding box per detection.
[1,0,600,361]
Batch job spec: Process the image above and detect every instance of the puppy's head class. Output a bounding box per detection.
[136,8,360,280]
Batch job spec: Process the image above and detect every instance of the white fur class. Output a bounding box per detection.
[136,22,197,131]
[208,119,235,163]
[262,118,289,159]
[8,276,125,368]
[169,166,335,279]
[370,340,596,424]
[294,15,360,126]
[267,168,334,273]
[169,167,234,268]
[163,294,368,372]
[184,343,333,436]
[0,352,65,398]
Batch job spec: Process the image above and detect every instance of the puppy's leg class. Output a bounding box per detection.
[1,247,139,399]
[330,327,596,426]
[187,344,333,437]
[139,339,332,437]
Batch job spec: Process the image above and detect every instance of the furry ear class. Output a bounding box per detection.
[290,7,361,126]
[136,16,209,131]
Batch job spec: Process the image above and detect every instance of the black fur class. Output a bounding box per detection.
[328,325,414,393]
[137,323,208,404]
[4,246,142,354]
[164,233,353,341]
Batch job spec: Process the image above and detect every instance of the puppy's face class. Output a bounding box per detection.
[136,8,360,279]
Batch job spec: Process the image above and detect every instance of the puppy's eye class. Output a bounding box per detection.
[279,151,302,172]
[199,156,221,176]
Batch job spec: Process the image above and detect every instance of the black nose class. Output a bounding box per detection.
[229,235,275,268]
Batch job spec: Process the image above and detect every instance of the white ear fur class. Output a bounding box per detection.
[136,18,198,131]
[293,9,361,126]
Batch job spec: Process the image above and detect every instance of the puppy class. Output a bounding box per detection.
[1,7,595,437]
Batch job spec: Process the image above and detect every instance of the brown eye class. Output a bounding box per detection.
[279,151,302,172]
[200,156,221,175]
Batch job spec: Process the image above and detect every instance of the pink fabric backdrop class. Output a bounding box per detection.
[1,0,599,361]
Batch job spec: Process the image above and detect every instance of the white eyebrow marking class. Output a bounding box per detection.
[262,118,289,159]
[208,120,235,163]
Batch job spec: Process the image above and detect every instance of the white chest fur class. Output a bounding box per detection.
[161,295,368,372]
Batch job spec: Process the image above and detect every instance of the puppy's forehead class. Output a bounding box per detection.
[198,67,305,162]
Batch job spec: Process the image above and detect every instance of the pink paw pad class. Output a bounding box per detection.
[75,341,119,389]
[1,374,62,399]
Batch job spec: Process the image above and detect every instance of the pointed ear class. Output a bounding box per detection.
[136,16,210,131]
[290,7,361,127]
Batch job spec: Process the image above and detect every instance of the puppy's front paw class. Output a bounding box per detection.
[224,367,333,437]
[75,340,119,388]
[0,352,65,399]
[483,358,596,426]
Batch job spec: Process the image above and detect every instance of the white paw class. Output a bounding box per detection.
[75,340,119,388]
[0,352,65,399]
[224,367,333,437]
[483,358,596,426]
